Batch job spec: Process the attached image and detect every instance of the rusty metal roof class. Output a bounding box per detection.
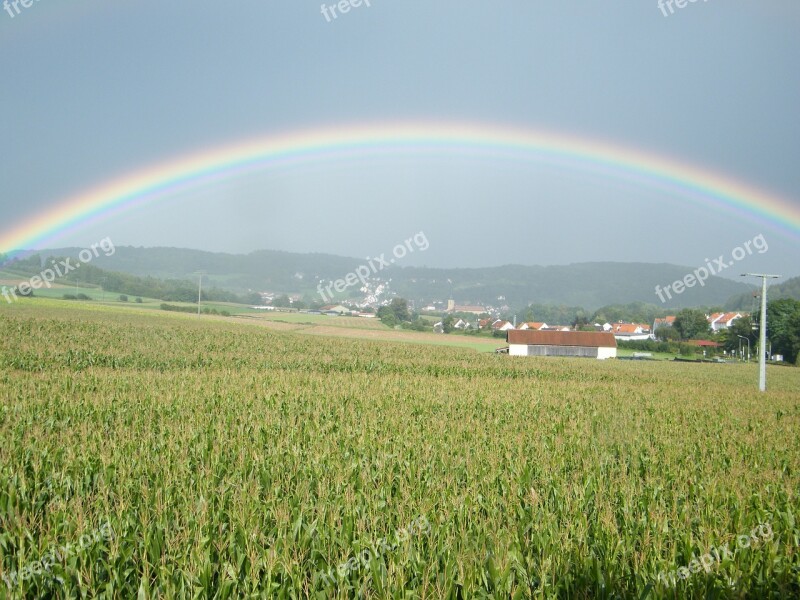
[507,330,617,348]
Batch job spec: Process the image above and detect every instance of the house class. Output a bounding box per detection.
[492,320,516,331]
[518,322,548,331]
[653,316,676,331]
[610,323,652,341]
[708,312,744,332]
[478,318,494,329]
[544,325,573,332]
[507,330,617,359]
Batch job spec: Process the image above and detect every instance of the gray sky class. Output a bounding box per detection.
[1,1,798,277]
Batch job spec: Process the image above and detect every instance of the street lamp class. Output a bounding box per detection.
[741,273,781,392]
[737,335,750,362]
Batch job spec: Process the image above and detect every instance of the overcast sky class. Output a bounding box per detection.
[1,1,798,277]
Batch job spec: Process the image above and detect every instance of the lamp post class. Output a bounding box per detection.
[737,335,750,362]
[741,273,781,392]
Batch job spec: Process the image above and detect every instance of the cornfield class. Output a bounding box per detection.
[0,301,798,598]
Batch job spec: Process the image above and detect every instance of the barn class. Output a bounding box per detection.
[506,330,617,360]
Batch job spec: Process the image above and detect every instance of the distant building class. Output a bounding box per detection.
[708,312,744,332]
[446,299,487,315]
[320,304,350,315]
[610,323,651,341]
[653,316,676,330]
[518,322,548,331]
[492,320,516,331]
[507,330,617,360]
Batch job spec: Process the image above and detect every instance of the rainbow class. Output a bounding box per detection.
[2,121,799,254]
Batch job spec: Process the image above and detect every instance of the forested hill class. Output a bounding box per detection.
[26,246,754,310]
[725,276,800,311]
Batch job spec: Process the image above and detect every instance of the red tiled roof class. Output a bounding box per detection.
[612,323,650,334]
[507,330,617,348]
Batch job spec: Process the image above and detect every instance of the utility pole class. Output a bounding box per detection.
[741,273,781,392]
[194,271,207,317]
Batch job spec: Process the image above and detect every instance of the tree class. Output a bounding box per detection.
[378,298,411,326]
[719,316,755,354]
[272,295,292,308]
[767,298,800,364]
[654,326,680,342]
[246,292,264,306]
[572,316,590,329]
[376,306,398,327]
[388,298,410,322]
[673,309,710,340]
[119,294,129,302]
[442,315,455,334]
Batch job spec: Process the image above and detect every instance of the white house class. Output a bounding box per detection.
[492,320,516,331]
[708,312,744,332]
[610,323,652,341]
[507,330,617,360]
[518,322,548,330]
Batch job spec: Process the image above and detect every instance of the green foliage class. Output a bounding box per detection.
[32,253,258,305]
[43,246,754,309]
[442,314,455,334]
[654,326,681,342]
[401,319,427,332]
[717,316,755,354]
[1,252,43,273]
[592,301,667,326]
[726,275,800,310]
[118,294,129,302]
[767,298,800,364]
[521,303,588,326]
[617,339,699,356]
[378,298,410,327]
[674,308,711,340]
[272,294,292,308]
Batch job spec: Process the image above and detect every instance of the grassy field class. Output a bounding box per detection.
[0,300,798,598]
